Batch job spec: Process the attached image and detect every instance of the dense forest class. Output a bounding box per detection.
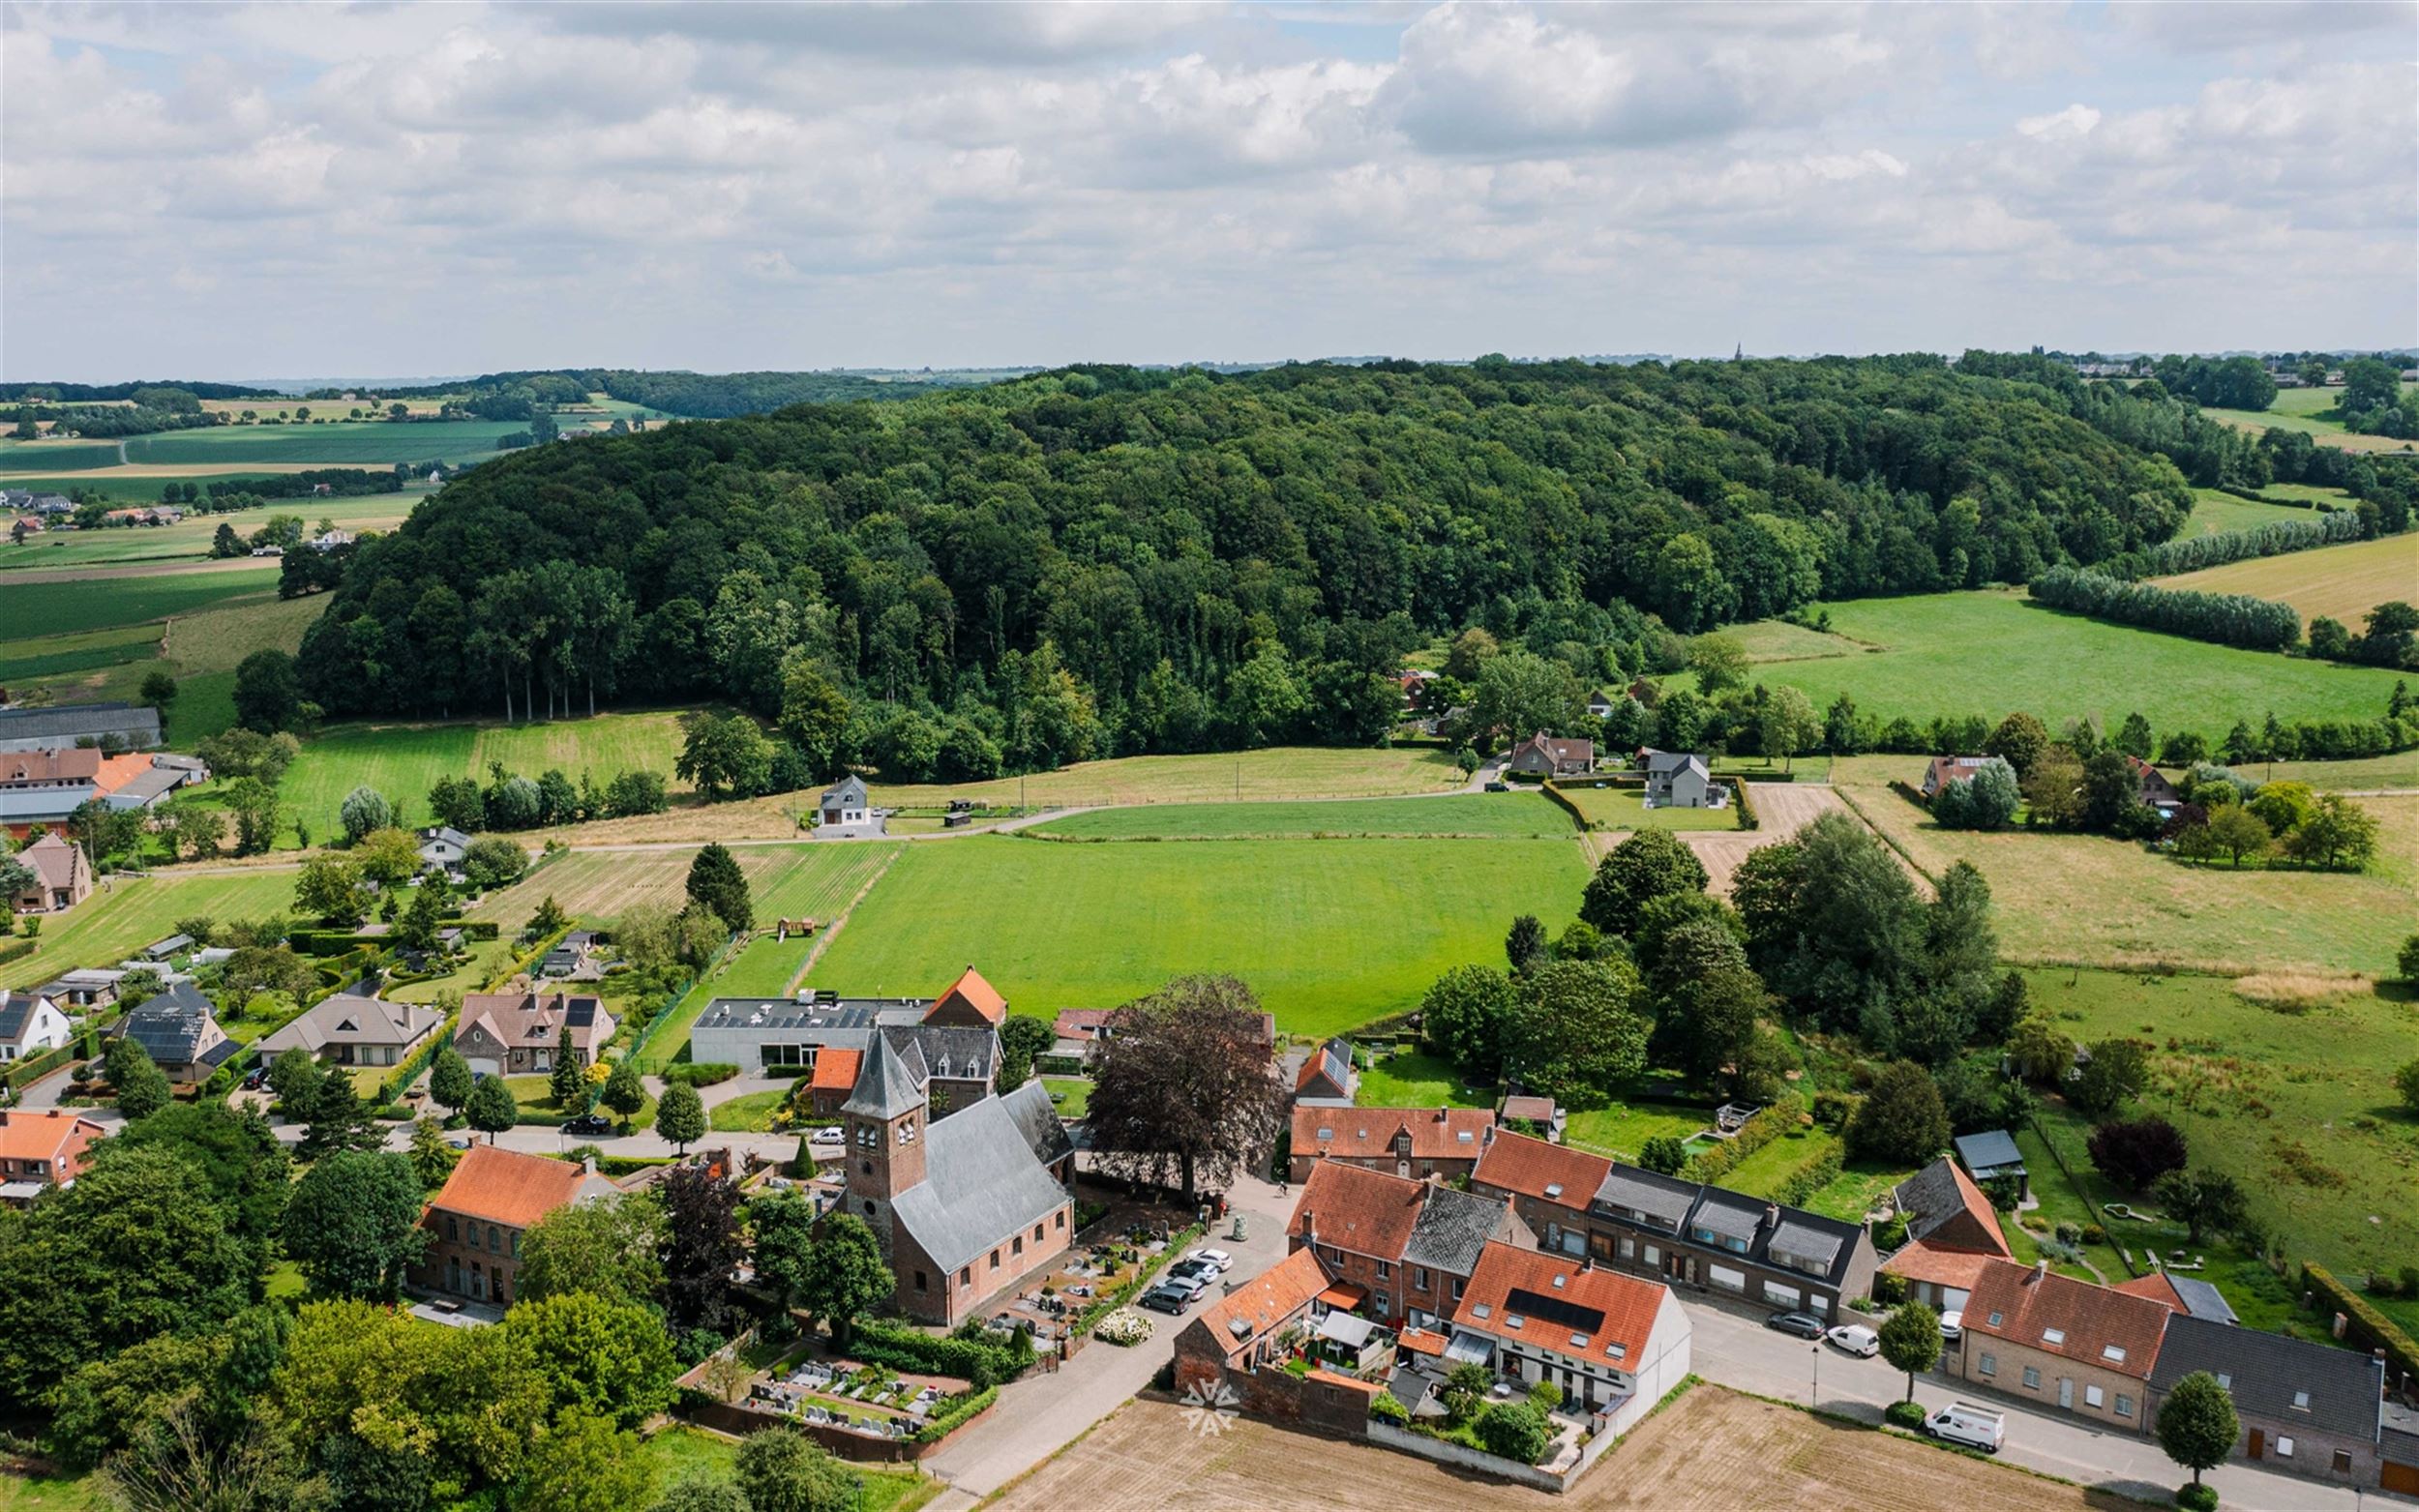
[373,368,1005,418]
[293,354,2409,775]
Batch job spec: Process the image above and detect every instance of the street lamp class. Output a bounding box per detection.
[1810,1342,1821,1408]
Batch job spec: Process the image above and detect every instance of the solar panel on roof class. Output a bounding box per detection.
[565,1001,596,1026]
[1505,1287,1605,1335]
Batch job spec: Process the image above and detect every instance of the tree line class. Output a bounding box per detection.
[2028,565,2302,651]
[2099,509,2362,579]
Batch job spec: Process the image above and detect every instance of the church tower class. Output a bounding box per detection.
[841,1033,926,1250]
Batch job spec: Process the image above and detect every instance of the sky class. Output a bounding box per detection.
[2,1,2413,383]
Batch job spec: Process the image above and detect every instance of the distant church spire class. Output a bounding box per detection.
[1734,342,1744,361]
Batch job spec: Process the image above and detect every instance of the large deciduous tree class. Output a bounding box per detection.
[280,1150,429,1299]
[797,1212,892,1349]
[1086,975,1288,1201]
[1502,959,1651,1106]
[1845,1062,1950,1166]
[519,1191,668,1307]
[1579,828,1708,938]
[1419,964,1514,1075]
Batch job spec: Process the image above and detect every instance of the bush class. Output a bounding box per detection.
[2177,1483,2220,1512]
[1474,1401,1551,1465]
[663,1062,742,1087]
[1885,1400,1927,1430]
[1370,1391,1410,1424]
[850,1320,1031,1389]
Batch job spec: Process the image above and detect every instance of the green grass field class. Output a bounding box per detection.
[265,711,694,842]
[868,745,1466,810]
[0,561,282,637]
[2156,532,2419,629]
[121,420,531,467]
[0,622,162,680]
[1355,1051,1496,1110]
[1694,588,2410,737]
[0,471,303,503]
[807,834,1589,1038]
[1028,792,1567,841]
[4,492,421,573]
[0,867,303,992]
[2019,966,2419,1297]
[706,931,821,997]
[1552,783,1736,832]
[0,440,122,472]
[2182,489,2327,537]
[474,843,897,935]
[1840,773,2414,977]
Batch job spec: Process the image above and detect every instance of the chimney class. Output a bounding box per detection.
[1764,1203,1779,1230]
[2030,1260,2048,1284]
[1436,1106,1448,1122]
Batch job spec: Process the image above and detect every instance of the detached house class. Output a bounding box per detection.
[1956,1259,2173,1434]
[114,981,236,1083]
[1445,1241,1693,1433]
[1287,1160,1531,1329]
[416,826,471,879]
[1287,1105,1496,1184]
[1172,1246,1342,1416]
[256,993,442,1070]
[1880,1156,2012,1314]
[816,774,882,836]
[1921,756,1993,799]
[0,991,73,1063]
[1294,1038,1358,1107]
[1640,750,1720,809]
[8,833,91,912]
[0,1110,106,1204]
[1507,730,1595,778]
[408,1144,622,1309]
[453,993,614,1079]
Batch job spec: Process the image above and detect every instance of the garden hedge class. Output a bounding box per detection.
[2303,1262,2419,1382]
[1684,1096,1803,1185]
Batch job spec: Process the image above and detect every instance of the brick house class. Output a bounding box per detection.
[0,1110,106,1205]
[1880,1156,2012,1314]
[453,993,615,1080]
[921,965,1007,1029]
[1956,1260,2173,1434]
[2148,1314,2388,1487]
[837,1033,1072,1326]
[407,1144,620,1308]
[1293,1038,1357,1107]
[1506,730,1595,778]
[1287,1105,1497,1184]
[1170,1246,1380,1435]
[1286,1160,1531,1329]
[1445,1241,1693,1431]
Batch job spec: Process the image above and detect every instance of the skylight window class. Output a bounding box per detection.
[1506,1315,1525,1329]
[2042,1328,2066,1346]
[1316,1128,1332,1141]
[1987,1311,2005,1327]
[1569,1333,1590,1348]
[2102,1345,2126,1364]
[1472,1303,1491,1319]
[1543,1183,1564,1199]
[1550,1275,1566,1289]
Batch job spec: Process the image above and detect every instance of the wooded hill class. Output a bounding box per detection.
[296,354,2361,767]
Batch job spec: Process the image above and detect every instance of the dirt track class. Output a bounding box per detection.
[990,1386,2133,1511]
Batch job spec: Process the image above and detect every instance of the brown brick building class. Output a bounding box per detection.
[1287,1104,1496,1184]
[1956,1259,2173,1434]
[407,1144,620,1308]
[1285,1160,1528,1329]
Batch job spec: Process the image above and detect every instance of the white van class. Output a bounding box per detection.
[1923,1402,2006,1454]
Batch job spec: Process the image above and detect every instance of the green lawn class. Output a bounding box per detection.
[2182,489,2321,537]
[0,1468,117,1509]
[2018,966,2419,1290]
[1686,587,2411,739]
[1041,1076,1091,1118]
[1563,1098,1716,1162]
[0,868,303,991]
[636,1425,937,1511]
[808,834,1589,1039]
[1029,792,1569,841]
[1355,1052,1496,1110]
[867,745,1467,810]
[0,561,282,637]
[708,932,818,997]
[709,1087,793,1132]
[1552,783,1736,832]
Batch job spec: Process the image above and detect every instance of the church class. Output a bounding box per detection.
[838,1029,1077,1325]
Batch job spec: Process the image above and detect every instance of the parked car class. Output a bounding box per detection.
[1483,780,1510,792]
[1938,1309,1963,1342]
[241,1067,267,1091]
[1190,1248,1235,1273]
[1137,1283,1192,1316]
[1166,1258,1219,1288]
[811,1126,845,1144]
[1825,1323,1880,1357]
[1922,1402,2006,1453]
[1765,1311,1826,1340]
[560,1113,613,1137]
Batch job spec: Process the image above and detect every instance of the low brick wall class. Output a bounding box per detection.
[1368,1422,1584,1493]
[676,1393,996,1463]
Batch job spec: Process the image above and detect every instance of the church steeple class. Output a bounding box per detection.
[843,1033,927,1248]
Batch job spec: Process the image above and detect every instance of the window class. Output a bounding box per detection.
[1619,1237,1635,1260]
[1414,1267,1430,1291]
[1978,1352,1996,1378]
[2101,1345,2126,1364]
[2291,1390,2311,1410]
[1452,1277,1466,1300]
[2333,1450,2353,1475]
[2085,1385,2105,1408]
[1055,1211,1065,1230]
[1013,1235,1025,1257]
[2115,1395,2134,1419]
[959,1267,971,1286]
[1375,1260,1391,1279]
[1376,1291,1390,1316]
[509,1231,520,1259]
[990,1249,1000,1269]
[2021,1367,2042,1390]
[2041,1327,2066,1346]
[2275,1437,2295,1459]
[2216,1373,2231,1389]
[1033,1225,1044,1242]
[446,1215,459,1242]
[488,1225,501,1253]
[914,1270,928,1291]
[1986,1311,2004,1328]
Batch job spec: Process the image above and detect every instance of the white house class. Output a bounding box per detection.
[1640,750,1721,810]
[417,826,471,877]
[1444,1240,1692,1438]
[0,992,73,1062]
[816,774,883,837]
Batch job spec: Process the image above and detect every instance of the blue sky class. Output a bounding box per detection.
[2,2,2411,382]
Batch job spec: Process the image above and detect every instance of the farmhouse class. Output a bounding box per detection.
[1921,755,1993,798]
[838,1033,1073,1326]
[1054,1004,1271,1062]
[1879,1156,2012,1314]
[255,993,442,1069]
[113,981,237,1083]
[1287,1159,1530,1329]
[2126,755,2186,815]
[407,1144,623,1310]
[1955,1259,2171,1434]
[816,774,882,836]
[7,832,91,912]
[0,991,73,1062]
[1293,1038,1358,1107]
[1171,1244,1331,1408]
[1287,1105,1497,1183]
[1640,750,1721,809]
[0,701,161,754]
[2148,1315,2387,1486]
[1506,730,1596,778]
[0,1110,107,1205]
[1445,1240,1693,1431]
[453,992,614,1079]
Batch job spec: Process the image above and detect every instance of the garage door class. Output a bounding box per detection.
[1945,1288,1970,1312]
[468,1058,500,1079]
[1709,1264,1747,1293]
[2383,1460,2419,1497]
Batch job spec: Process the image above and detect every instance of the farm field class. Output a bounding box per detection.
[990,1389,2133,1512]
[2021,965,2419,1303]
[472,842,897,935]
[0,440,122,472]
[1029,792,1568,841]
[1687,588,2410,736]
[0,560,280,637]
[2154,531,2419,628]
[268,711,693,842]
[2204,405,2418,454]
[702,931,821,998]
[867,745,1467,810]
[127,420,527,467]
[3,492,421,572]
[1837,773,2414,977]
[809,834,1589,1039]
[0,867,303,992]
[2182,488,2328,537]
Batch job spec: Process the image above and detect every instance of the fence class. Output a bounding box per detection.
[2023,1112,2140,1278]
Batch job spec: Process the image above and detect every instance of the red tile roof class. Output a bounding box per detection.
[1452,1241,1668,1372]
[1192,1245,1329,1361]
[1291,1105,1496,1165]
[1880,1240,2001,1293]
[0,1110,105,1172]
[809,1049,862,1092]
[1398,1325,1448,1358]
[1053,1008,1116,1041]
[1962,1260,2172,1380]
[1287,1159,1425,1262]
[1470,1129,1610,1208]
[428,1144,590,1230]
[927,965,1006,1024]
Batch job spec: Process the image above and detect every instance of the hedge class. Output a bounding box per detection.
[851,1320,1033,1388]
[0,937,37,968]
[2304,1262,2419,1383]
[1683,1096,1804,1185]
[2103,510,2363,579]
[662,1062,742,1087]
[1774,1142,1845,1206]
[1,1026,99,1091]
[913,1384,999,1444]
[2029,564,2299,651]
[1730,778,1757,831]
[372,1010,458,1111]
[1537,782,1592,831]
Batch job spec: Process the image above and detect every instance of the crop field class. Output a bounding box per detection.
[2205,406,2417,454]
[2024,965,2419,1295]
[0,587,303,744]
[115,420,532,468]
[472,842,896,935]
[0,439,123,473]
[1028,791,1568,841]
[1838,772,2414,977]
[2155,531,2419,628]
[271,711,693,840]
[992,1390,2130,1512]
[0,560,281,637]
[809,834,1588,1039]
[0,471,310,503]
[4,492,422,572]
[1691,588,2410,736]
[2182,488,2324,537]
[0,867,304,992]
[868,745,1466,810]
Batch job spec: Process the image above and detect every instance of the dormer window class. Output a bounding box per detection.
[2042,1328,2066,1346]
